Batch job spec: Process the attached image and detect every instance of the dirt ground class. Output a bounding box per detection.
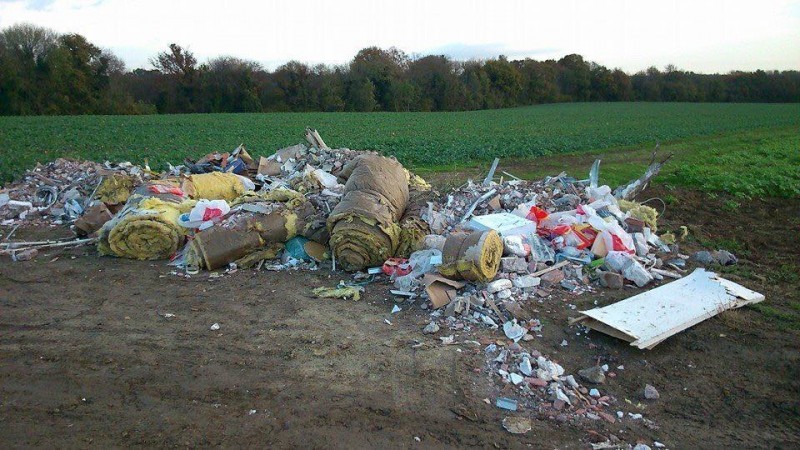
[1,186,799,449]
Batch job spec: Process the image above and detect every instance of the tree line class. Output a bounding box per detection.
[1,23,798,116]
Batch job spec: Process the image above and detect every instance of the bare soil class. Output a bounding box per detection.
[1,187,799,449]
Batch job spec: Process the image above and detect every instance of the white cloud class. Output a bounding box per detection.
[0,0,798,73]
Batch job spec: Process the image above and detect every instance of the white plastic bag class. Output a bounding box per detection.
[178,199,230,230]
[604,251,653,287]
[503,235,529,257]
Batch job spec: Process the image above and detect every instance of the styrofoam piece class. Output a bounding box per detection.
[467,212,536,237]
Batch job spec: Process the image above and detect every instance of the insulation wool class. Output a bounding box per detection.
[439,230,503,282]
[328,155,409,271]
[98,184,193,260]
[182,172,250,201]
[396,187,433,258]
[618,199,659,232]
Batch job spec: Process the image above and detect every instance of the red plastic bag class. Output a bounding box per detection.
[382,258,412,277]
[571,224,598,250]
[526,206,549,222]
[202,207,224,221]
[148,185,185,196]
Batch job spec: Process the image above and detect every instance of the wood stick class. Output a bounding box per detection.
[614,147,673,200]
[0,237,97,255]
[501,171,522,181]
[311,129,329,149]
[3,224,20,242]
[1,237,81,248]
[531,260,569,277]
[650,267,682,279]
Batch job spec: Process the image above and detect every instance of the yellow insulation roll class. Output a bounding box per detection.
[438,230,503,282]
[94,174,135,205]
[187,227,264,270]
[329,217,400,271]
[182,172,249,201]
[99,195,193,260]
[396,188,432,258]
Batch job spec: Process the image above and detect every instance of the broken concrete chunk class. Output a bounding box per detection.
[530,235,555,263]
[257,157,282,176]
[487,278,513,293]
[578,366,606,384]
[519,357,533,376]
[536,356,564,381]
[503,301,529,320]
[12,248,38,261]
[632,232,649,257]
[513,275,541,290]
[691,250,714,265]
[503,320,526,341]
[599,271,624,289]
[565,375,579,389]
[500,256,528,273]
[503,235,528,257]
[502,416,531,434]
[624,217,645,233]
[74,202,113,237]
[644,384,660,400]
[495,289,512,300]
[624,261,654,287]
[540,269,565,286]
[712,250,738,266]
[423,322,440,334]
[606,252,653,287]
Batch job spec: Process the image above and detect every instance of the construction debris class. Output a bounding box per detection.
[573,268,764,349]
[1,130,767,446]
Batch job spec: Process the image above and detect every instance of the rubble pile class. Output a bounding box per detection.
[485,342,629,426]
[0,159,153,226]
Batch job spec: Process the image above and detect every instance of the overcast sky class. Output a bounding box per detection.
[1,0,798,73]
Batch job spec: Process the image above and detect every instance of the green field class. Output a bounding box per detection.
[453,126,799,198]
[2,102,799,195]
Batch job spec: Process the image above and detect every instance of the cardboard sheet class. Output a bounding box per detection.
[423,274,466,309]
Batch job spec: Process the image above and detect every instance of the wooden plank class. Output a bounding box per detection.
[531,260,569,277]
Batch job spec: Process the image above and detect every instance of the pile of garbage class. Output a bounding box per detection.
[1,129,764,445]
[0,129,434,269]
[0,130,745,315]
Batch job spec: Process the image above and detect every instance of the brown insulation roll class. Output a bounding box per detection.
[328,155,409,271]
[188,227,264,270]
[438,230,503,282]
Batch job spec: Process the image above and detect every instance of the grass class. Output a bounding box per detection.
[750,303,800,331]
[2,102,799,190]
[446,125,800,198]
